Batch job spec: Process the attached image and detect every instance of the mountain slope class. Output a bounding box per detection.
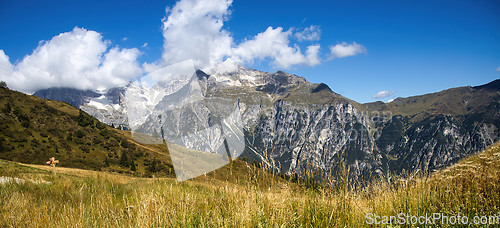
[366,79,499,173]
[0,86,174,177]
[364,79,500,122]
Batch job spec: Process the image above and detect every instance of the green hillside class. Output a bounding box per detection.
[0,85,177,177]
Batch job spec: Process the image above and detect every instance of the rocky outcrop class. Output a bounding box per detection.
[379,114,498,172]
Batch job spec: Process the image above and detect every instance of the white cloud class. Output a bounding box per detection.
[295,25,321,42]
[329,42,366,59]
[372,90,395,99]
[160,0,354,71]
[231,27,320,68]
[142,42,149,48]
[0,50,14,77]
[305,45,321,66]
[161,0,233,69]
[0,27,142,93]
[496,66,500,72]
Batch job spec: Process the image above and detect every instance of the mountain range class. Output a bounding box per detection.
[31,66,500,182]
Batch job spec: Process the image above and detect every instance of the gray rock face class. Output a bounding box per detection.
[379,114,499,172]
[33,69,500,183]
[245,100,381,180]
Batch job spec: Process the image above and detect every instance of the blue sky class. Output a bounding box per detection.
[0,0,499,103]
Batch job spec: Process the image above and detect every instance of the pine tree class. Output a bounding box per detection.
[119,151,129,167]
[2,102,11,114]
[76,110,93,127]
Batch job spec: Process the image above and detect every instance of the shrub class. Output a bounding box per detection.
[20,120,30,128]
[13,106,30,128]
[99,128,110,139]
[2,102,11,114]
[75,110,94,127]
[60,140,71,152]
[0,137,13,152]
[119,151,129,167]
[103,140,119,151]
[145,158,165,173]
[135,148,144,157]
[80,145,90,153]
[120,138,128,148]
[103,157,110,167]
[92,137,103,145]
[96,121,107,130]
[75,130,84,139]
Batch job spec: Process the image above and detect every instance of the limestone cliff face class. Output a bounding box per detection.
[245,101,380,179]
[379,114,498,172]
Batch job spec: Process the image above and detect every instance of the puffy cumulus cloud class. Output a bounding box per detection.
[0,27,142,93]
[372,90,395,99]
[160,0,349,71]
[231,27,321,68]
[305,45,321,66]
[0,50,14,77]
[92,47,143,87]
[295,25,321,42]
[329,42,366,59]
[161,0,233,69]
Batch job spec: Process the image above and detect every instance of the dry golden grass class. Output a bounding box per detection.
[0,142,499,227]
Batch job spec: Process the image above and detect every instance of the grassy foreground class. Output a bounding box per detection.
[0,143,499,227]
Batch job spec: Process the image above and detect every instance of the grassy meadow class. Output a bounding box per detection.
[0,142,499,227]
